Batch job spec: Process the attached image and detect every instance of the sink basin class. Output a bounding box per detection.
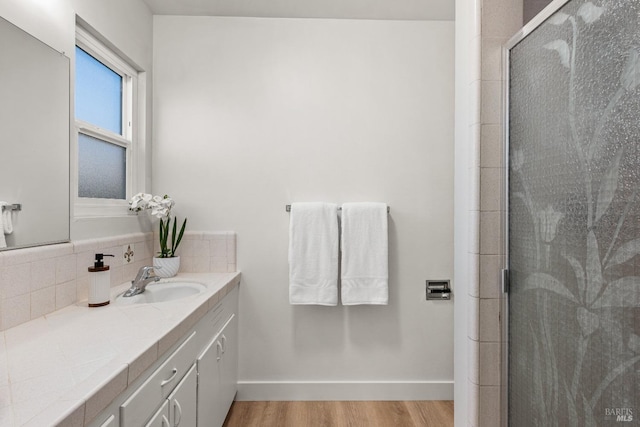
[114,281,206,305]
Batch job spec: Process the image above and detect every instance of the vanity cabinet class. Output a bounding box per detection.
[88,285,239,427]
[145,401,169,427]
[143,364,197,427]
[121,332,198,426]
[197,314,238,427]
[99,415,117,427]
[167,364,197,427]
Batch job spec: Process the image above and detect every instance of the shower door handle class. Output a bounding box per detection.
[501,269,510,294]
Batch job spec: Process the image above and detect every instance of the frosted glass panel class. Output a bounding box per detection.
[75,46,122,134]
[508,0,640,425]
[78,134,126,199]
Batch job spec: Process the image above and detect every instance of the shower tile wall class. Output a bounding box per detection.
[468,0,522,426]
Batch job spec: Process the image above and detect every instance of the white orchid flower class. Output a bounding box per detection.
[129,192,153,211]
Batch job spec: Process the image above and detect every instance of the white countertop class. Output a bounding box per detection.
[0,272,241,427]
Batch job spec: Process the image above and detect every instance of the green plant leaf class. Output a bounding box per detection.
[174,218,187,255]
[170,217,178,257]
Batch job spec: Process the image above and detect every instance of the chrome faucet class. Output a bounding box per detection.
[123,266,161,297]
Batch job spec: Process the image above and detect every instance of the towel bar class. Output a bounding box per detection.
[2,204,21,212]
[285,204,390,213]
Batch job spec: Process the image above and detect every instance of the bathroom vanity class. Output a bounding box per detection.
[0,272,240,427]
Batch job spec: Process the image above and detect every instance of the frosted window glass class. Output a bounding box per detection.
[75,46,122,134]
[78,133,126,199]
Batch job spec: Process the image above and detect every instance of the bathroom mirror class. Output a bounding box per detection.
[0,16,70,250]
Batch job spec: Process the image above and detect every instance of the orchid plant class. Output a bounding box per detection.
[129,193,187,258]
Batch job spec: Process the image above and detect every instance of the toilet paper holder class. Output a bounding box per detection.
[426,280,451,300]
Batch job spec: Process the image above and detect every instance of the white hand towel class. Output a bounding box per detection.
[289,203,339,305]
[0,202,7,248]
[1,203,13,235]
[341,202,388,305]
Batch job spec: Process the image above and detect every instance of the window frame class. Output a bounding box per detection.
[73,25,140,217]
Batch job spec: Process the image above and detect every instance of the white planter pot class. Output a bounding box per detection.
[153,256,180,278]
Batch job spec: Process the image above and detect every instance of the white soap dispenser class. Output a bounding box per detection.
[88,253,114,307]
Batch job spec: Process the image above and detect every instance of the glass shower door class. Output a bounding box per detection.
[507,0,640,425]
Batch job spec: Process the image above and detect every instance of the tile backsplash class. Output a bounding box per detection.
[0,231,236,331]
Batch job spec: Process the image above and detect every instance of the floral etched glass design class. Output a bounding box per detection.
[509,1,640,425]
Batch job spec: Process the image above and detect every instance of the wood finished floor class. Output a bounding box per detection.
[222,401,454,427]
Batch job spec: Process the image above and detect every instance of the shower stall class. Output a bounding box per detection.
[505,0,640,425]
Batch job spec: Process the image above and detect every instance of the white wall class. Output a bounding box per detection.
[154,16,455,399]
[453,0,476,423]
[0,0,153,241]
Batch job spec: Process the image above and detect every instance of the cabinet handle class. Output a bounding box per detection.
[221,334,227,354]
[160,368,178,387]
[174,399,183,426]
[162,415,170,427]
[216,340,223,361]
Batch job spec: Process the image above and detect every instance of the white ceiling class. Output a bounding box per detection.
[141,0,454,21]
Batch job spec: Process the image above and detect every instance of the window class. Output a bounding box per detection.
[75,26,139,213]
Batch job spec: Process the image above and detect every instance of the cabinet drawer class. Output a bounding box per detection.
[120,331,197,426]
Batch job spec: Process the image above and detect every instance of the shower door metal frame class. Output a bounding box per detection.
[501,1,573,425]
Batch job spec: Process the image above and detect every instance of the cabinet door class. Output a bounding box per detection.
[219,314,238,414]
[197,330,225,427]
[145,401,169,427]
[168,364,197,427]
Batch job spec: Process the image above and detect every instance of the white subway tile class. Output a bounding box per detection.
[55,280,77,311]
[481,80,502,125]
[109,267,124,288]
[480,211,502,255]
[479,298,501,342]
[30,287,55,319]
[478,385,501,426]
[480,124,503,168]
[30,258,56,292]
[210,257,228,273]
[227,235,237,263]
[55,255,76,285]
[72,239,99,254]
[480,255,502,298]
[1,294,30,330]
[75,251,95,279]
[76,275,89,303]
[481,37,506,81]
[1,264,31,299]
[482,0,523,38]
[479,342,501,386]
[210,239,227,257]
[480,168,501,212]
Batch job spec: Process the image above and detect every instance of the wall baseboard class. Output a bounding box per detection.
[236,380,454,401]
